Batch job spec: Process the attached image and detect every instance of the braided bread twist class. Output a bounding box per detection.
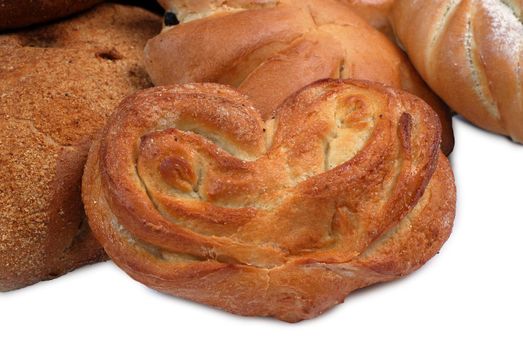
[392,0,523,142]
[82,80,455,322]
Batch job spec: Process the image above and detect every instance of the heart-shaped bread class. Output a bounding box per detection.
[82,79,455,322]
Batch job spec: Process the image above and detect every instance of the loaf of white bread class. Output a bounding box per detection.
[145,0,454,154]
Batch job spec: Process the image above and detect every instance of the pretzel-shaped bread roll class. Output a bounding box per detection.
[83,79,455,322]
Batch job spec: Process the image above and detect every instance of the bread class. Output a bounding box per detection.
[113,0,165,14]
[0,4,161,291]
[145,0,454,154]
[391,0,523,142]
[82,79,456,322]
[0,0,103,30]
[339,0,395,37]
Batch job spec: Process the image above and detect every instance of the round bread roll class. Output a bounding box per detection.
[0,0,103,30]
[146,0,454,154]
[392,0,523,142]
[83,79,456,322]
[0,4,161,291]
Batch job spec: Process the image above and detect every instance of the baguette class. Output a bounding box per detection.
[392,0,523,142]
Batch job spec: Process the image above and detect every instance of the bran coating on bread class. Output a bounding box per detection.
[0,0,103,30]
[0,3,161,291]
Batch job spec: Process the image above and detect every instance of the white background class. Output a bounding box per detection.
[1,117,522,350]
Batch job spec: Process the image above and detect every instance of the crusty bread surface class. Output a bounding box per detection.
[0,0,103,30]
[339,0,395,37]
[146,0,454,154]
[83,79,456,322]
[0,3,161,291]
[392,0,523,142]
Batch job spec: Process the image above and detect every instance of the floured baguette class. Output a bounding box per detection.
[392,0,523,142]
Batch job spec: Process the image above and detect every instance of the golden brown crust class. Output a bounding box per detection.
[0,4,161,291]
[145,0,454,154]
[391,0,523,142]
[0,0,103,30]
[82,79,456,322]
[338,0,395,37]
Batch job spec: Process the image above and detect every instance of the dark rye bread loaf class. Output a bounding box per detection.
[0,3,161,291]
[0,0,103,30]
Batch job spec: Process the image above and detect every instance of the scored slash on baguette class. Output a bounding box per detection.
[391,0,523,142]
